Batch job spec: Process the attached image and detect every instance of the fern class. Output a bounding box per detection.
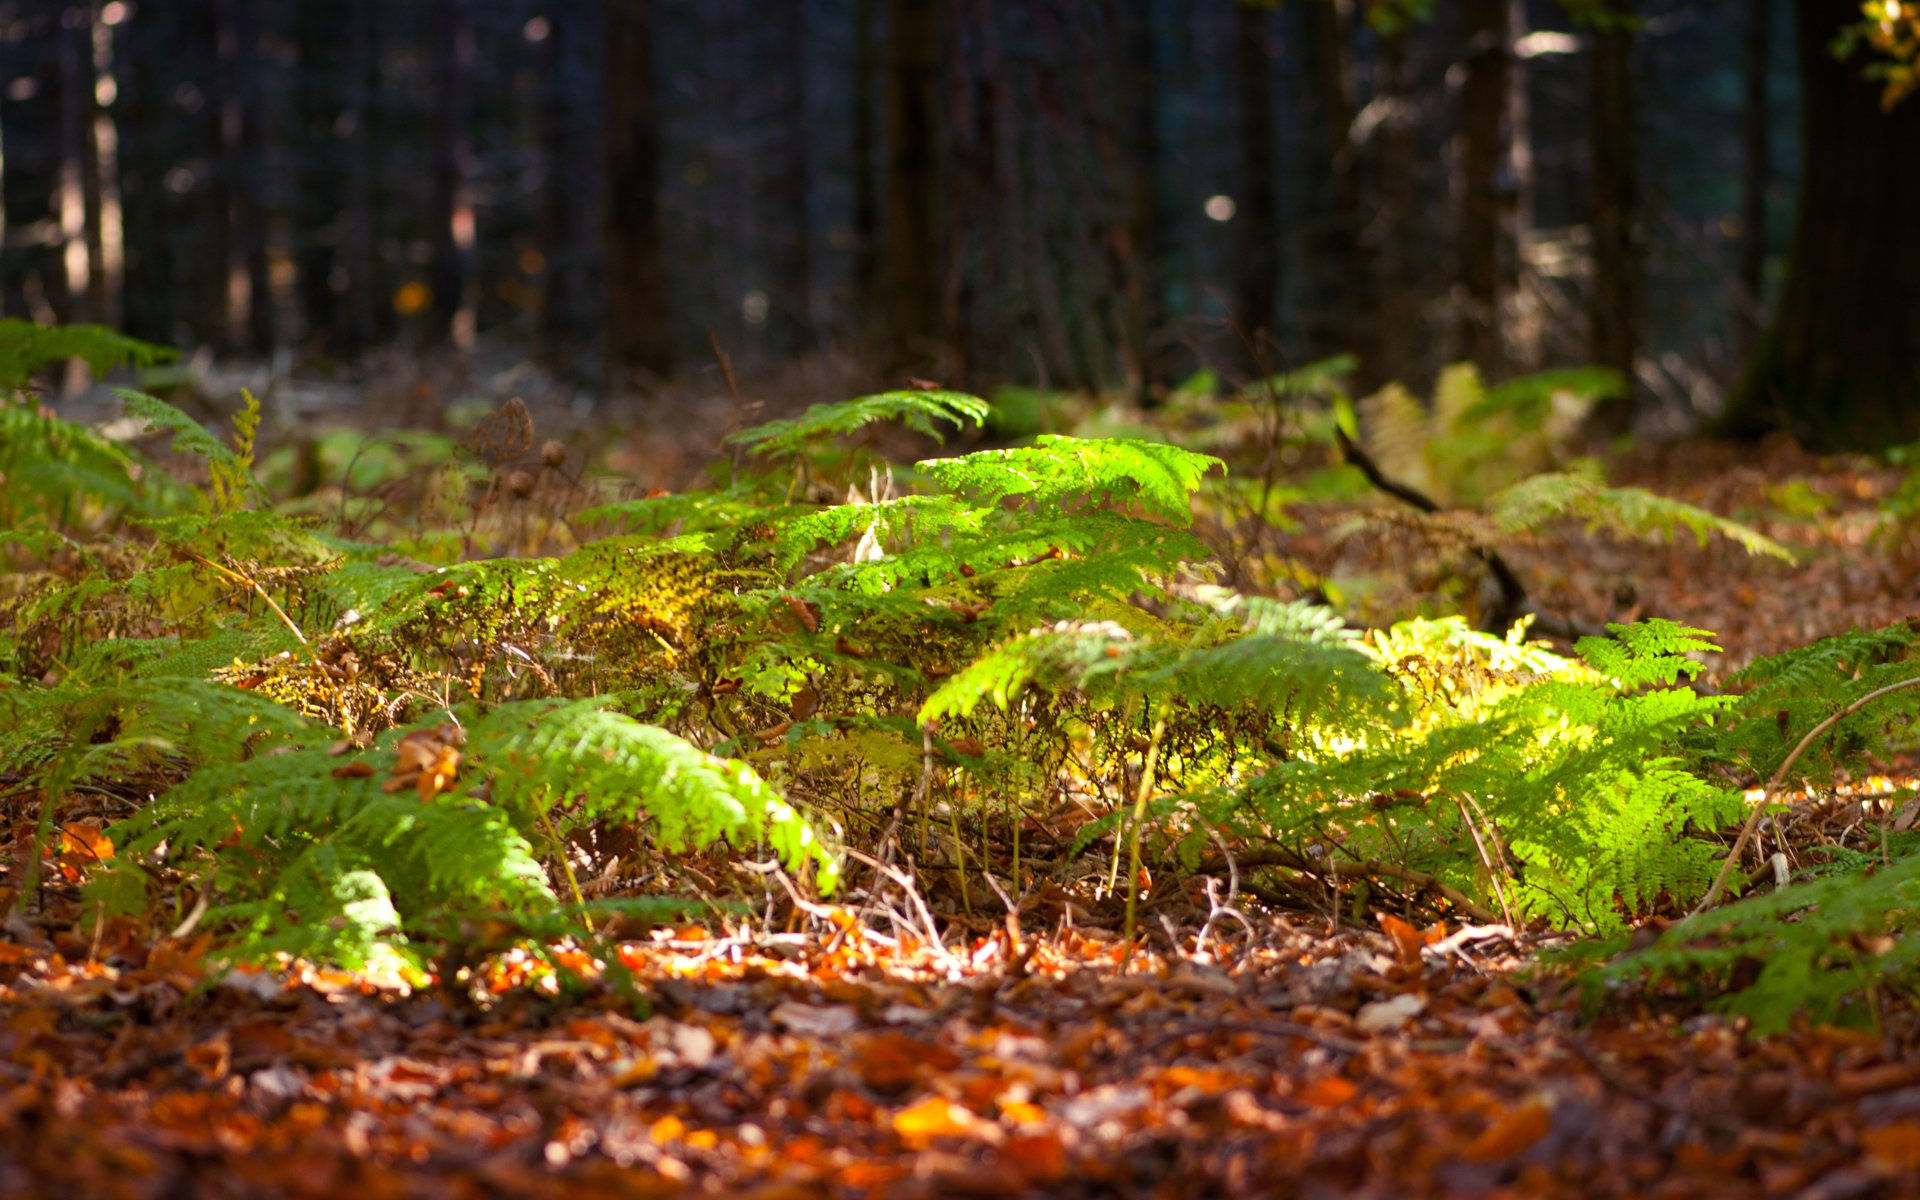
[1490,472,1794,562]
[119,390,269,512]
[918,435,1222,525]
[0,318,174,390]
[1595,855,1920,1032]
[728,390,989,459]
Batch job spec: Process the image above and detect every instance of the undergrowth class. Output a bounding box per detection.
[4,322,1920,1028]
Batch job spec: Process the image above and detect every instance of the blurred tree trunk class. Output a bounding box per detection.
[427,0,474,348]
[1372,30,1418,388]
[540,0,596,366]
[1737,0,1773,349]
[50,1,85,325]
[1453,0,1510,377]
[1726,0,1920,450]
[111,0,172,342]
[295,0,345,350]
[766,0,813,358]
[1586,3,1641,436]
[1120,0,1160,392]
[1303,0,1366,370]
[851,0,878,334]
[878,0,941,371]
[603,0,671,383]
[343,0,379,350]
[196,0,234,349]
[229,0,270,353]
[1233,1,1279,355]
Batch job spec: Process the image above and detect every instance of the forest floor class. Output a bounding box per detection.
[6,425,1920,1199]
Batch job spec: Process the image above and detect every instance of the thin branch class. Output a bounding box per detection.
[1690,674,1920,915]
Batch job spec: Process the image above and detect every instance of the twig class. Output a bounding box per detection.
[1451,792,1516,927]
[1690,674,1920,915]
[1122,718,1168,966]
[1334,426,1528,632]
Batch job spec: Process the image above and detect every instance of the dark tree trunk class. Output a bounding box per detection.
[427,0,473,348]
[343,0,379,351]
[603,0,671,383]
[198,0,235,349]
[1303,0,1366,370]
[878,0,941,371]
[1372,30,1419,389]
[1587,4,1641,436]
[540,0,596,365]
[1737,0,1773,348]
[766,0,813,358]
[229,0,271,353]
[52,0,88,324]
[295,0,345,350]
[1727,0,1920,450]
[1233,1,1279,352]
[111,0,174,343]
[851,0,879,328]
[1453,0,1510,378]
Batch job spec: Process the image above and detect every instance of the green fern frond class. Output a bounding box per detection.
[119,390,269,511]
[1491,473,1795,562]
[917,436,1222,526]
[0,318,175,390]
[1575,618,1722,688]
[729,390,989,458]
[466,699,840,890]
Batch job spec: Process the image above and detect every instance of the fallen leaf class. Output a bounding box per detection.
[1355,992,1426,1034]
[893,1096,985,1146]
[1464,1102,1553,1161]
[1861,1121,1920,1172]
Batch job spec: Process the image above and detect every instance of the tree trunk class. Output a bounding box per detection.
[230,0,271,353]
[343,0,379,351]
[1737,0,1773,349]
[1587,4,1641,436]
[603,0,671,384]
[540,0,596,365]
[1233,2,1279,354]
[427,0,473,349]
[1453,0,1510,378]
[295,0,344,350]
[1303,0,1366,370]
[765,0,813,358]
[1372,30,1419,389]
[851,0,878,331]
[1726,0,1920,450]
[877,0,941,372]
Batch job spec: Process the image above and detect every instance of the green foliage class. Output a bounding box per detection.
[1217,618,1742,931]
[1490,473,1794,562]
[1355,362,1621,505]
[0,318,175,391]
[17,325,1920,1029]
[1594,856,1920,1032]
[727,389,989,459]
[0,324,190,529]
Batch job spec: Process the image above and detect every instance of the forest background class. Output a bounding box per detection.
[2,0,1910,445]
[11,2,1920,1195]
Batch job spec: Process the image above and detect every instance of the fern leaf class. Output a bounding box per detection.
[728,390,989,458]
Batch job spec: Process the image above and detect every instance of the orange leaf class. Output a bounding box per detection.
[1378,912,1424,965]
[1861,1121,1920,1172]
[893,1096,982,1146]
[1463,1103,1553,1161]
[1004,1131,1067,1183]
[1296,1075,1358,1108]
